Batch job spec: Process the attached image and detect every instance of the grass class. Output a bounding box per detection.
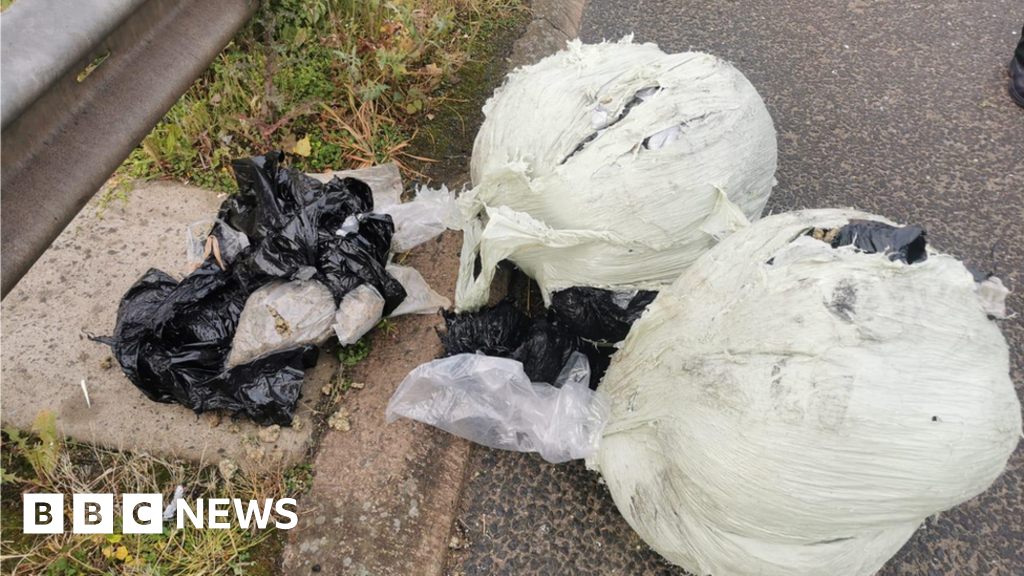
[119,0,525,190]
[0,412,312,576]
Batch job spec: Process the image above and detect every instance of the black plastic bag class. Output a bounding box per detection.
[92,264,303,424]
[221,151,406,313]
[439,300,532,358]
[509,321,581,386]
[439,300,606,387]
[548,287,657,343]
[828,220,928,264]
[317,213,406,314]
[95,151,406,425]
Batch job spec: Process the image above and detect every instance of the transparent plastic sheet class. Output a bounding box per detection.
[387,263,451,316]
[381,184,461,252]
[333,283,385,345]
[186,217,250,269]
[386,352,610,464]
[226,279,337,367]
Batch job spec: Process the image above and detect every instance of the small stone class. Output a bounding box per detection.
[321,383,334,396]
[218,459,238,481]
[328,407,351,432]
[312,564,321,573]
[267,305,291,336]
[349,381,365,390]
[258,424,281,444]
[99,356,113,370]
[449,535,462,549]
[242,437,265,462]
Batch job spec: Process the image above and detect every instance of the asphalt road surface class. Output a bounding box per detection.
[450,1,1024,575]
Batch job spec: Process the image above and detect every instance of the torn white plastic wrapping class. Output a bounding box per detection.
[386,352,609,464]
[382,185,461,252]
[162,485,184,522]
[333,283,385,346]
[227,280,336,367]
[386,263,451,316]
[590,209,1022,576]
[976,276,1010,319]
[456,39,777,311]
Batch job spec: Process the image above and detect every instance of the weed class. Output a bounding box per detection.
[337,336,372,367]
[0,412,308,576]
[92,177,134,220]
[2,410,59,481]
[377,318,399,338]
[283,463,315,495]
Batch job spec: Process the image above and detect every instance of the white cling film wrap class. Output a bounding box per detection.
[590,209,1022,576]
[456,38,777,311]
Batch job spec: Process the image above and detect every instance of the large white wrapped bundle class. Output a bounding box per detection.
[591,209,1021,576]
[455,39,777,311]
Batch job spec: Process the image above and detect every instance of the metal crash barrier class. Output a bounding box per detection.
[0,0,258,298]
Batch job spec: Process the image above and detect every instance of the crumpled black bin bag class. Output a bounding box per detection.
[94,151,403,425]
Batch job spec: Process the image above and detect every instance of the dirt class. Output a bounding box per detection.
[408,11,529,187]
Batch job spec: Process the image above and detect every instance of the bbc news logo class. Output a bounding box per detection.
[23,493,297,533]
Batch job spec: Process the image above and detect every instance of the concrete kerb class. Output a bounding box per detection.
[508,0,587,69]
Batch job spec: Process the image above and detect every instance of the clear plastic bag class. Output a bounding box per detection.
[227,280,336,367]
[185,217,250,269]
[382,184,461,252]
[333,283,385,345]
[387,263,450,316]
[386,352,610,463]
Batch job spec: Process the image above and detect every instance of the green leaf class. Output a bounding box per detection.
[32,410,57,444]
[1,467,27,485]
[292,135,312,157]
[3,427,29,450]
[26,409,60,475]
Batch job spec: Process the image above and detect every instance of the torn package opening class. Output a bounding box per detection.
[548,287,657,343]
[809,220,927,264]
[438,286,657,389]
[94,151,403,425]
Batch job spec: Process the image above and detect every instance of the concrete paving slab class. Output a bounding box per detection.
[0,165,400,467]
[1,180,314,466]
[450,1,1024,575]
